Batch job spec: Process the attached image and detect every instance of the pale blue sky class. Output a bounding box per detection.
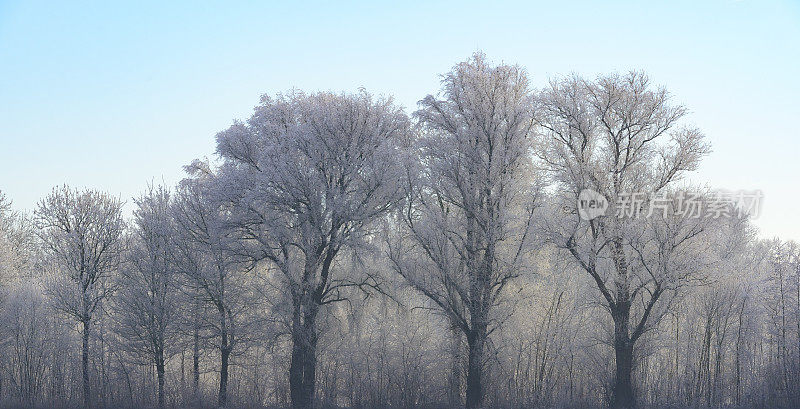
[1,0,798,240]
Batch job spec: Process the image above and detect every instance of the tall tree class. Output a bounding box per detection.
[173,165,263,408]
[389,53,540,409]
[34,186,124,408]
[114,185,179,409]
[763,239,800,405]
[534,72,718,408]
[213,90,409,409]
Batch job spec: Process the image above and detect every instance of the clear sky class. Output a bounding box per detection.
[1,0,798,241]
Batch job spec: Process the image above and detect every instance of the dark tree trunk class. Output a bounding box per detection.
[465,328,486,409]
[290,303,319,409]
[82,319,91,409]
[219,311,230,408]
[219,346,230,407]
[301,333,318,407]
[193,325,200,398]
[609,235,636,409]
[613,341,634,409]
[612,304,635,409]
[289,335,305,408]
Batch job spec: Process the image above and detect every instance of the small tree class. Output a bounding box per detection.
[34,185,124,408]
[0,191,36,284]
[1,282,52,406]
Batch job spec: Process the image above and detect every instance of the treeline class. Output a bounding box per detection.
[0,53,797,409]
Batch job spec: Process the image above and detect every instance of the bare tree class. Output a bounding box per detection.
[213,90,409,409]
[114,185,179,409]
[34,186,124,408]
[534,72,716,408]
[389,53,540,409]
[762,239,800,406]
[0,55,798,409]
[173,166,265,408]
[0,282,52,406]
[0,191,36,284]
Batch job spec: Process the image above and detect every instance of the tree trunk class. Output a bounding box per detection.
[219,311,230,408]
[301,333,317,408]
[219,346,230,407]
[193,325,200,399]
[82,319,91,409]
[612,305,635,409]
[613,341,635,409]
[290,303,318,409]
[289,335,305,409]
[180,348,185,395]
[448,326,463,407]
[156,352,165,409]
[609,235,636,409]
[466,329,486,409]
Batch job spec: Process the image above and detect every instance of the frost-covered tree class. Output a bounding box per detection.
[0,282,52,406]
[34,186,124,408]
[212,90,409,409]
[534,72,717,408]
[1,54,799,409]
[389,53,540,409]
[173,165,264,408]
[761,239,800,405]
[114,185,179,409]
[0,191,35,284]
